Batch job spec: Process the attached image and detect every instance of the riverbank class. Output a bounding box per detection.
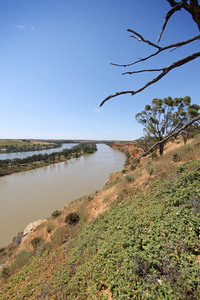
[0,138,199,299]
[0,143,97,177]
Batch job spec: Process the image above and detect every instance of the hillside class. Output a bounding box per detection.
[0,137,200,299]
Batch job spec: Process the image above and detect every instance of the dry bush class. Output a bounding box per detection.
[116,181,133,200]
[31,237,44,251]
[46,223,55,233]
[65,212,80,226]
[150,153,174,178]
[51,225,69,246]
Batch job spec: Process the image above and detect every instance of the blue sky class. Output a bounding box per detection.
[0,0,199,140]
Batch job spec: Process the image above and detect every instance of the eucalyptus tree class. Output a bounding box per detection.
[176,96,200,143]
[135,96,200,155]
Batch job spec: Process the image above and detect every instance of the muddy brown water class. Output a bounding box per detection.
[0,144,125,247]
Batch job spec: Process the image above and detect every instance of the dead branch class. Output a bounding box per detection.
[100,52,200,107]
[168,0,200,30]
[127,29,161,49]
[122,68,166,76]
[110,34,200,68]
[190,0,200,30]
[167,0,191,13]
[158,1,188,44]
[131,114,200,166]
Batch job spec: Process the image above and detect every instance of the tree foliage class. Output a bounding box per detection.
[135,96,200,155]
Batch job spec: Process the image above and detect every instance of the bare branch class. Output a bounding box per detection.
[158,1,188,44]
[167,0,179,7]
[127,29,161,49]
[122,69,163,75]
[100,91,135,107]
[167,0,200,29]
[131,114,200,166]
[167,0,191,13]
[100,52,200,107]
[190,0,200,30]
[110,34,200,68]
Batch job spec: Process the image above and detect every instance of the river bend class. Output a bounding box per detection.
[0,144,125,247]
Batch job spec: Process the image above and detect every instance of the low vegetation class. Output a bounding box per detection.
[0,137,199,299]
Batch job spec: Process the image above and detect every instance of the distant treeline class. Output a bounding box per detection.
[0,143,97,169]
[0,143,60,153]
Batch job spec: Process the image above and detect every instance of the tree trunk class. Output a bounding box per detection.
[159,142,164,155]
[182,132,188,144]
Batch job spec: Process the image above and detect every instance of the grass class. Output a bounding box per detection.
[0,139,31,147]
[147,139,200,180]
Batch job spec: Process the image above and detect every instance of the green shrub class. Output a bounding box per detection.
[125,174,135,183]
[125,152,131,166]
[151,151,157,159]
[146,163,154,175]
[172,152,181,162]
[7,245,17,257]
[46,225,53,233]
[51,226,68,246]
[31,237,43,250]
[130,158,140,170]
[183,145,192,153]
[10,251,31,273]
[0,266,10,279]
[194,133,200,139]
[51,210,61,218]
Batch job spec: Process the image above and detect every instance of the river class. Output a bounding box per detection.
[0,144,125,247]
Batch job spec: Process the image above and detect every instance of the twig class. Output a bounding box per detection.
[127,29,161,49]
[100,52,200,107]
[122,68,164,76]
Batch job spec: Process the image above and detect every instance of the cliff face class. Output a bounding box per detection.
[112,142,141,159]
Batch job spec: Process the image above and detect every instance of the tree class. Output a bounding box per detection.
[135,96,199,155]
[175,96,200,143]
[100,0,200,107]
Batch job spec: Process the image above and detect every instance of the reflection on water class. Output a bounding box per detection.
[0,144,125,247]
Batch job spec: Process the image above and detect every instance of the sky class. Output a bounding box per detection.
[0,0,199,140]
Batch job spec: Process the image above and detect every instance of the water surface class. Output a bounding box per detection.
[0,144,125,247]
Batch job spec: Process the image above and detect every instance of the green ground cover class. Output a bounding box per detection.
[1,159,199,299]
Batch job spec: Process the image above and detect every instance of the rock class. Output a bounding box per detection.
[23,220,46,236]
